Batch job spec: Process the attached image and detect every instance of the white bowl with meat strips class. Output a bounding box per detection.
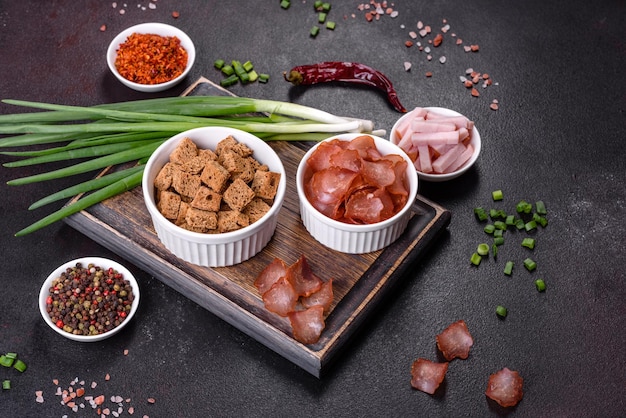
[142,127,286,267]
[296,133,418,254]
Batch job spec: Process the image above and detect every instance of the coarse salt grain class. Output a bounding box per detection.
[404,62,412,71]
[439,56,446,64]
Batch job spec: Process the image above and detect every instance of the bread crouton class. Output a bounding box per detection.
[185,207,218,231]
[200,160,230,193]
[242,198,271,223]
[223,178,256,212]
[215,135,238,156]
[178,155,209,174]
[191,186,222,212]
[156,190,181,219]
[170,137,198,165]
[217,210,250,233]
[154,162,174,191]
[251,170,281,200]
[171,168,202,198]
[174,201,190,226]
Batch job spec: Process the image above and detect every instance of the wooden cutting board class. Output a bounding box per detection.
[64,77,451,377]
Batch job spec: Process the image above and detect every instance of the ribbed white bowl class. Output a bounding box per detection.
[296,133,418,254]
[142,127,286,267]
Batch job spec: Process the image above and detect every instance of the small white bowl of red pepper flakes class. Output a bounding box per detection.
[107,22,195,92]
[39,257,140,342]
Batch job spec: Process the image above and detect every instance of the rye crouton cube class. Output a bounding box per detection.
[215,135,238,156]
[154,162,174,191]
[178,155,210,174]
[217,210,250,233]
[171,168,202,198]
[200,160,230,193]
[157,190,181,219]
[223,178,256,212]
[191,186,222,212]
[251,170,281,200]
[174,201,190,226]
[242,198,271,223]
[185,207,218,231]
[170,137,198,165]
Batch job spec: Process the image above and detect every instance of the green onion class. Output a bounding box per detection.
[492,243,498,258]
[515,219,525,230]
[281,0,290,9]
[220,74,239,87]
[523,258,537,271]
[525,220,537,232]
[494,229,503,238]
[326,21,336,30]
[2,380,10,390]
[0,355,13,368]
[474,207,488,221]
[536,200,547,215]
[477,243,490,256]
[494,220,507,230]
[470,252,482,266]
[258,73,270,83]
[242,61,254,72]
[535,279,546,292]
[214,59,225,70]
[221,65,234,76]
[13,359,27,373]
[505,215,515,226]
[314,0,323,9]
[521,237,536,250]
[496,305,508,318]
[310,26,320,37]
[504,261,514,276]
[492,189,503,201]
[494,236,504,246]
[484,224,495,234]
[322,2,331,11]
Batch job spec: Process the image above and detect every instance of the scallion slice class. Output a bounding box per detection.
[535,279,546,292]
[470,252,482,266]
[521,237,536,250]
[492,189,503,201]
[484,224,495,234]
[504,261,514,276]
[474,207,488,221]
[496,305,508,318]
[2,380,10,390]
[535,200,547,215]
[477,243,490,256]
[524,258,537,271]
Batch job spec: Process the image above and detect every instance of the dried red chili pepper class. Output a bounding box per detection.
[283,61,407,113]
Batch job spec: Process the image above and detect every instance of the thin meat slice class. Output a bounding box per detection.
[288,305,325,345]
[360,158,395,188]
[301,278,334,313]
[345,188,394,224]
[262,277,298,317]
[485,368,524,407]
[306,141,343,172]
[286,255,323,297]
[410,358,449,395]
[308,167,359,206]
[436,320,474,361]
[329,148,362,172]
[253,258,288,295]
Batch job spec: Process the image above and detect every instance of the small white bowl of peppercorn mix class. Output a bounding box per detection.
[39,257,140,342]
[107,22,195,92]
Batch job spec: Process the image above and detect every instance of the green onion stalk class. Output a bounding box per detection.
[0,96,383,236]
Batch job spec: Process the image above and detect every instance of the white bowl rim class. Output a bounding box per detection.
[296,133,419,232]
[106,22,196,90]
[391,106,481,182]
[39,256,140,342]
[142,126,287,243]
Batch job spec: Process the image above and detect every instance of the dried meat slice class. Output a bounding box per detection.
[262,277,298,317]
[345,188,394,224]
[410,358,449,395]
[253,258,288,295]
[436,320,474,361]
[306,141,344,172]
[301,278,334,313]
[286,255,323,297]
[485,368,524,407]
[288,305,325,345]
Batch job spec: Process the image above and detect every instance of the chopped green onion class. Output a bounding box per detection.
[13,359,27,373]
[525,220,537,231]
[494,220,507,230]
[535,279,546,292]
[515,219,525,230]
[535,200,547,215]
[484,224,495,234]
[477,243,490,256]
[492,243,498,258]
[242,60,254,72]
[313,0,323,9]
[522,237,536,250]
[0,355,13,368]
[470,252,482,266]
[318,12,327,23]
[494,236,504,246]
[280,0,290,9]
[535,215,548,227]
[2,380,10,390]
[492,189,503,201]
[524,258,537,271]
[322,2,331,11]
[496,305,508,318]
[494,229,503,238]
[213,59,225,70]
[220,74,239,87]
[258,73,270,83]
[504,261,514,276]
[474,207,488,221]
[326,21,336,30]
[310,25,320,37]
[505,215,515,226]
[221,64,234,76]
[4,353,17,360]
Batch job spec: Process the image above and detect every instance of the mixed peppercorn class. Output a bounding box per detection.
[45,263,134,336]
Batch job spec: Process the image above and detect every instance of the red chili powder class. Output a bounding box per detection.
[115,32,188,85]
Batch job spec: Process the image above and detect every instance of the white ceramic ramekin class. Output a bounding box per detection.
[296,133,418,254]
[107,22,195,92]
[142,127,286,267]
